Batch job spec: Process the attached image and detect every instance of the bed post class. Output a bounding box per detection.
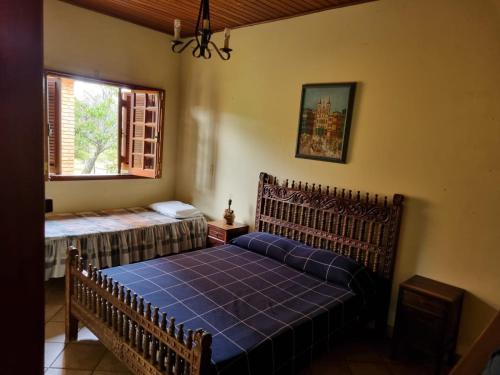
[375,193,405,336]
[255,172,270,231]
[192,330,212,375]
[65,246,79,341]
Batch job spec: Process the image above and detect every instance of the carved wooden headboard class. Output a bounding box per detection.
[255,172,404,282]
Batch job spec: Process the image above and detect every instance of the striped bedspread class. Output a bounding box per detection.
[45,207,207,280]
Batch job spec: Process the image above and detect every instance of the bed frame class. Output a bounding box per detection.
[255,172,404,331]
[65,172,404,375]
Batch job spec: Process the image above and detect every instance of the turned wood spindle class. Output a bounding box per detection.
[142,302,152,359]
[80,279,86,306]
[186,329,193,349]
[367,221,374,245]
[100,276,108,319]
[166,317,176,374]
[123,290,131,340]
[117,286,125,336]
[106,278,113,326]
[136,297,145,352]
[272,201,279,234]
[145,302,152,319]
[183,329,194,375]
[101,273,107,289]
[291,180,295,189]
[356,221,365,263]
[364,251,371,267]
[112,282,119,331]
[95,271,102,318]
[158,313,168,370]
[151,307,160,365]
[76,278,81,304]
[130,294,138,346]
[373,252,380,273]
[85,263,93,309]
[91,269,98,313]
[79,257,85,273]
[72,255,79,296]
[174,324,185,375]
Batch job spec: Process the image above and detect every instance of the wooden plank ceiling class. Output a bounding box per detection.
[61,0,374,36]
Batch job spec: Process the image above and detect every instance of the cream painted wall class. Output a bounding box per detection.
[44,0,179,212]
[175,0,500,352]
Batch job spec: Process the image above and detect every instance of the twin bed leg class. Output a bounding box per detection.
[65,247,79,341]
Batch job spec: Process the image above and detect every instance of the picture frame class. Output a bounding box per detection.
[295,82,356,163]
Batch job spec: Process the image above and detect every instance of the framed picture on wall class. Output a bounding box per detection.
[295,82,356,163]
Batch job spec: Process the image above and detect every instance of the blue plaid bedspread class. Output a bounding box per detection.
[102,243,366,375]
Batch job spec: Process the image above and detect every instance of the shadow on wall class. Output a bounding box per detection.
[391,197,497,354]
[345,82,363,164]
[457,292,497,354]
[389,196,429,322]
[178,67,220,207]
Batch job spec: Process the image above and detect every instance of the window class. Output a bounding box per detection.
[44,71,164,180]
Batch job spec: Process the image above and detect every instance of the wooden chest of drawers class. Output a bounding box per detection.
[392,275,464,374]
[206,220,249,247]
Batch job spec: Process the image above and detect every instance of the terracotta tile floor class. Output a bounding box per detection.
[44,279,132,374]
[45,278,451,375]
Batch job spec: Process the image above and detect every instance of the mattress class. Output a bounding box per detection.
[45,207,207,280]
[101,242,368,375]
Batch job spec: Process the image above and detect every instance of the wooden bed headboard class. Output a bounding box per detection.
[255,172,404,282]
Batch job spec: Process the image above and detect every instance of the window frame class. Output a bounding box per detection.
[44,69,165,181]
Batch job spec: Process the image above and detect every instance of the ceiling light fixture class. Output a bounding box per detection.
[171,0,232,60]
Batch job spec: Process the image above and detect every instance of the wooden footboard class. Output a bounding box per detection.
[65,247,212,375]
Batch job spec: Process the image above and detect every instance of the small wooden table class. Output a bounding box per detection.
[206,220,249,247]
[392,275,465,374]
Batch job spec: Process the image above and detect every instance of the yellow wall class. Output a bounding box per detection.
[175,0,500,352]
[44,0,179,212]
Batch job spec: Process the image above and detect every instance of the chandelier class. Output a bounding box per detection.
[171,0,232,60]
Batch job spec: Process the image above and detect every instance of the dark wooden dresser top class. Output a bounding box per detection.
[401,275,464,303]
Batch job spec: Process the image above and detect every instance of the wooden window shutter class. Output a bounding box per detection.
[128,90,163,178]
[46,76,61,175]
[119,91,132,171]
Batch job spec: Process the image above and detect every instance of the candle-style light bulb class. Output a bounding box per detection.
[224,28,231,49]
[202,18,210,30]
[174,19,181,41]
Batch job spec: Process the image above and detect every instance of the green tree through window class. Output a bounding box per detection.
[74,84,118,174]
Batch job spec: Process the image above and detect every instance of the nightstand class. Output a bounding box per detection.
[392,275,464,374]
[207,220,249,247]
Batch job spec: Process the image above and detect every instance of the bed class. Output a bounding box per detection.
[65,172,404,375]
[46,207,207,280]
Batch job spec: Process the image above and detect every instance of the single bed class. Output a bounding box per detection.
[46,206,207,280]
[65,172,404,375]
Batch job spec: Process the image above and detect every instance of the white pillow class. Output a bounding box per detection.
[149,201,202,219]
